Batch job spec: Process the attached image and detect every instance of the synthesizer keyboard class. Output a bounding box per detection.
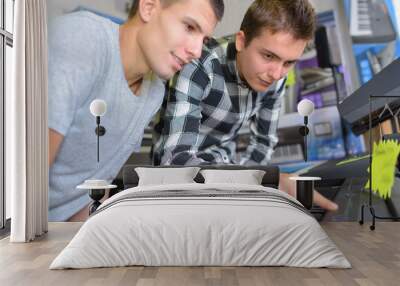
[350,0,397,43]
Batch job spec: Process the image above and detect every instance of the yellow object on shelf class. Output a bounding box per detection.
[365,139,400,199]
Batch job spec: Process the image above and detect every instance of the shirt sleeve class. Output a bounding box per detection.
[48,13,105,136]
[240,79,286,166]
[156,60,217,165]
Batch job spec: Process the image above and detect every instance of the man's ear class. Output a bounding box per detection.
[138,0,160,23]
[235,31,246,52]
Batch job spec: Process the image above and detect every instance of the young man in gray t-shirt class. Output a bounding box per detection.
[48,0,224,221]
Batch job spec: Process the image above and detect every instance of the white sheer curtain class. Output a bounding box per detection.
[7,0,48,242]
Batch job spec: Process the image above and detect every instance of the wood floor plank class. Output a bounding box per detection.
[1,222,400,286]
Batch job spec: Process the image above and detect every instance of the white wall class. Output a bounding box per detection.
[309,0,335,12]
[215,0,343,37]
[213,0,252,37]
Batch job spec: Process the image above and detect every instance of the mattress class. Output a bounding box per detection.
[50,183,351,269]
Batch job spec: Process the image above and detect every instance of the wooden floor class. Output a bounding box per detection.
[1,222,399,286]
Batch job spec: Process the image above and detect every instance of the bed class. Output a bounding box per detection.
[50,165,350,269]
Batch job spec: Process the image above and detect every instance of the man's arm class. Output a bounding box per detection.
[155,61,217,165]
[158,67,208,165]
[49,128,64,166]
[239,82,338,211]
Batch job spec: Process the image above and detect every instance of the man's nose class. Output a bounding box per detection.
[270,62,284,81]
[187,36,203,60]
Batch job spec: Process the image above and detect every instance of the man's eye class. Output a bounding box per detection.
[263,54,273,60]
[185,24,194,32]
[284,62,295,67]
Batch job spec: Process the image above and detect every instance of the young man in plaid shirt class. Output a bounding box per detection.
[153,0,338,211]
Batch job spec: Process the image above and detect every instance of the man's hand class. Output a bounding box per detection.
[49,128,64,166]
[279,172,338,211]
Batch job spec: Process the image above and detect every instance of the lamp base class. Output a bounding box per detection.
[88,189,105,215]
[95,125,106,136]
[76,182,117,215]
[296,180,314,209]
[289,177,321,210]
[299,126,309,136]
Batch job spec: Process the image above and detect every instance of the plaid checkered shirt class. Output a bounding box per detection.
[153,35,286,166]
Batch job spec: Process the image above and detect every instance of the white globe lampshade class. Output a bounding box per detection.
[297,99,315,117]
[90,99,107,117]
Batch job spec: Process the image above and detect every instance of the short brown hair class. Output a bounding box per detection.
[240,0,316,45]
[128,0,224,21]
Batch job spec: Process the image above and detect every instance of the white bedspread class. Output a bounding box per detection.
[50,183,351,269]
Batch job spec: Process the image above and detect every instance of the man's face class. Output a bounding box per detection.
[138,0,217,80]
[236,28,308,92]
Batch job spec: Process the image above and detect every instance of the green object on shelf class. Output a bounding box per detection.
[285,68,296,87]
[336,155,370,166]
[365,140,400,199]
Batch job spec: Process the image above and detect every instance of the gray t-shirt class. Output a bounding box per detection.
[48,11,165,221]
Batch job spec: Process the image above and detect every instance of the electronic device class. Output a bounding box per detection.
[350,0,397,43]
[338,57,400,135]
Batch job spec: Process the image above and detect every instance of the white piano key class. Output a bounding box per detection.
[350,0,373,36]
[392,0,400,38]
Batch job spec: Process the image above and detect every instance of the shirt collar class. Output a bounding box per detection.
[225,36,252,90]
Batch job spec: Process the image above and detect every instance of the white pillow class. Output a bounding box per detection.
[135,167,200,186]
[200,169,266,185]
